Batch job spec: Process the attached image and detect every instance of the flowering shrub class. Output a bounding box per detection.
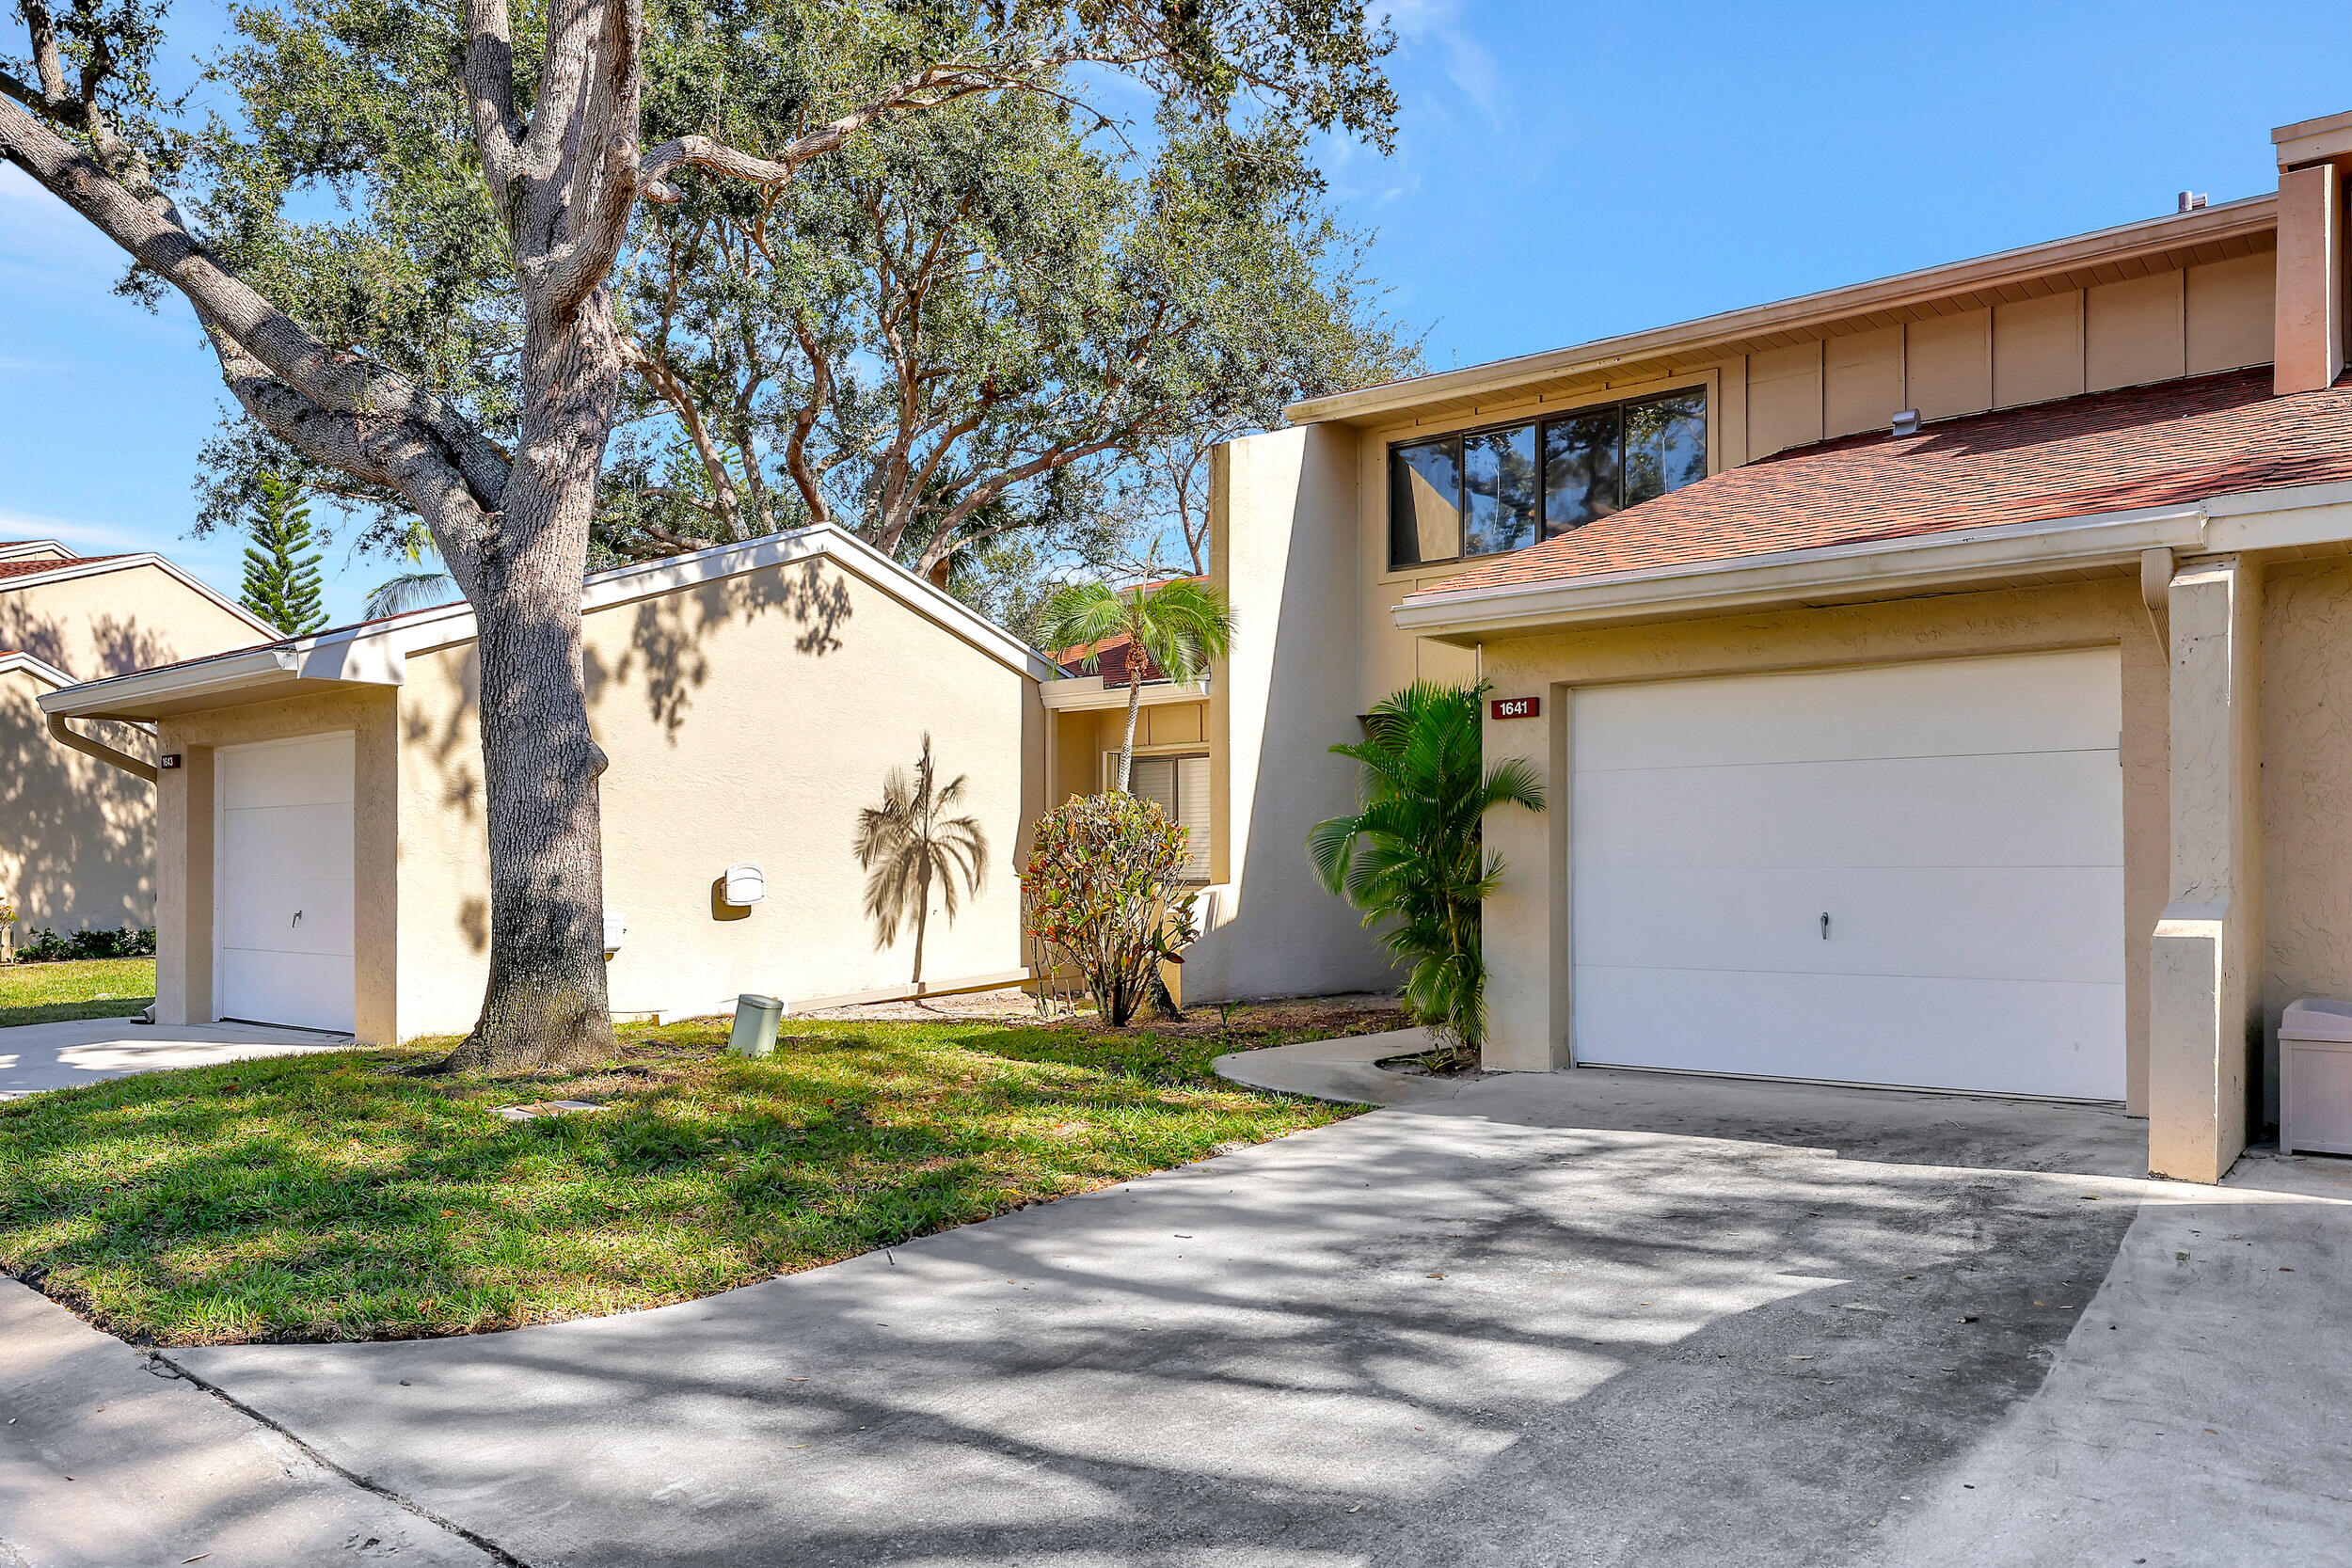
[1021,793,1197,1027]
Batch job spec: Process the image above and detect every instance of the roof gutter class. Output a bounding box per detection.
[1393,502,2215,641]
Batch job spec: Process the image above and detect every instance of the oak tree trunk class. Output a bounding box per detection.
[439,287,624,1072]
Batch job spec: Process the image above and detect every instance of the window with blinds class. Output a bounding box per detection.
[1108,752,1212,881]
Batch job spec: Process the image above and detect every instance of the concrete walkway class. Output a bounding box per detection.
[0,1018,350,1099]
[0,1280,496,1566]
[86,1033,2341,1567]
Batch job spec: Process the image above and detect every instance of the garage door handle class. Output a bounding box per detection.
[1820,911,1830,940]
[292,910,303,927]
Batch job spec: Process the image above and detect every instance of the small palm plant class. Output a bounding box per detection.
[1309,682,1545,1070]
[1039,573,1234,792]
[854,734,990,988]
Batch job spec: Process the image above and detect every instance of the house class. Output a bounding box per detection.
[40,527,1052,1038]
[0,540,273,934]
[1191,107,2352,1183]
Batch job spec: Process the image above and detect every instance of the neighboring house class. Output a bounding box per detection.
[42,528,1052,1040]
[0,541,273,933]
[1186,106,2352,1184]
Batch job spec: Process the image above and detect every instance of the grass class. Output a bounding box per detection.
[0,958,157,1027]
[0,1006,1388,1346]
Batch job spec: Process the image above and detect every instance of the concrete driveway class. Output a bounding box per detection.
[107,1032,2349,1568]
[0,1017,350,1098]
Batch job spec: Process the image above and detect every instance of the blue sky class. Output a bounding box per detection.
[4,0,2348,623]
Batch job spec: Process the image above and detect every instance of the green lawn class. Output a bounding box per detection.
[0,1006,1386,1345]
[0,958,156,1027]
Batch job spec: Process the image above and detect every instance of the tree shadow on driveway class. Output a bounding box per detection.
[163,1094,2183,1568]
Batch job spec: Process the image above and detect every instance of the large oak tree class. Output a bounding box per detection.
[2,0,1394,1069]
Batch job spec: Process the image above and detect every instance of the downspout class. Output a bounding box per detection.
[49,713,158,784]
[2139,546,2175,647]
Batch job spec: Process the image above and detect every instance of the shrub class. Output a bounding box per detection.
[17,926,157,963]
[1021,793,1198,1027]
[1309,681,1544,1070]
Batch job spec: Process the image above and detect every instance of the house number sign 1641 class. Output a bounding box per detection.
[1490,696,1540,721]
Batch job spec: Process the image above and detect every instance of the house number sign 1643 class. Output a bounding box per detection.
[1490,696,1540,721]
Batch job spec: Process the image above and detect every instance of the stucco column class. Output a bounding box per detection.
[2148,556,2265,1182]
[1479,670,1565,1070]
[152,740,214,1025]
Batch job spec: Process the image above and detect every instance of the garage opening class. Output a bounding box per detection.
[215,732,357,1033]
[1568,648,2124,1101]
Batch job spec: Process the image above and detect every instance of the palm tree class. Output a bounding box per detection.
[365,521,458,619]
[853,734,990,987]
[1039,574,1234,793]
[1309,682,1545,1070]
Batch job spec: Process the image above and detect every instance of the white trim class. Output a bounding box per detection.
[1040,676,1210,712]
[1288,195,2276,426]
[1394,503,2212,639]
[0,552,279,639]
[45,523,1058,721]
[0,651,78,689]
[0,540,78,562]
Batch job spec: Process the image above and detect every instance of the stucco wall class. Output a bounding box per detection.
[391,555,1041,1037]
[3,562,265,931]
[1194,425,1393,1002]
[0,670,157,931]
[1474,577,2169,1109]
[2257,552,2352,1131]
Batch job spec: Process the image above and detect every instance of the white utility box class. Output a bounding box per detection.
[2280,997,2352,1156]
[722,863,767,907]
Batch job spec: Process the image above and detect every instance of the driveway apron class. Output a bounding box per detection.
[154,1038,2352,1567]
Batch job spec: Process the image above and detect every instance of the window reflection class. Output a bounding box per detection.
[1542,409,1620,536]
[1463,424,1538,556]
[1624,389,1708,506]
[1387,388,1708,569]
[1388,440,1460,566]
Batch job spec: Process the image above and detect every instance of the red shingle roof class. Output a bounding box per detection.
[0,554,120,581]
[1422,368,2351,598]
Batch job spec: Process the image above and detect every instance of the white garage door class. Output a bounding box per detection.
[1570,649,2124,1101]
[215,733,356,1033]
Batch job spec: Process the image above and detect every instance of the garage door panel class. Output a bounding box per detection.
[217,948,354,1033]
[219,740,356,810]
[1568,649,2124,1101]
[1573,865,2123,982]
[216,876,356,956]
[215,734,356,1035]
[1571,649,2122,772]
[220,801,354,881]
[1573,752,2122,871]
[1575,966,2124,1101]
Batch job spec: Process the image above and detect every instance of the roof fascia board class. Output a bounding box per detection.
[0,551,281,639]
[0,651,78,687]
[1290,196,2278,427]
[36,641,400,720]
[394,525,1061,680]
[1039,677,1211,712]
[1392,505,2212,640]
[0,540,78,562]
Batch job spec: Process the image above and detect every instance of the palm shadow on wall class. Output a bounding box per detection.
[854,734,987,988]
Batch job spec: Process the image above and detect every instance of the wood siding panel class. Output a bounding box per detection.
[1994,291,2086,407]
[1904,309,1992,422]
[2186,252,2277,374]
[2086,270,2185,392]
[1823,325,1904,438]
[1746,341,1823,457]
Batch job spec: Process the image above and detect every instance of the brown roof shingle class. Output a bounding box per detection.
[1419,368,2352,598]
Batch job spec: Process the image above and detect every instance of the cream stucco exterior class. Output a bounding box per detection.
[1,550,270,931]
[52,528,1051,1043]
[1190,109,2352,1185]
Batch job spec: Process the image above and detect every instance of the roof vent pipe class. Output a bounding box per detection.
[2177,190,2208,213]
[1889,408,1921,437]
